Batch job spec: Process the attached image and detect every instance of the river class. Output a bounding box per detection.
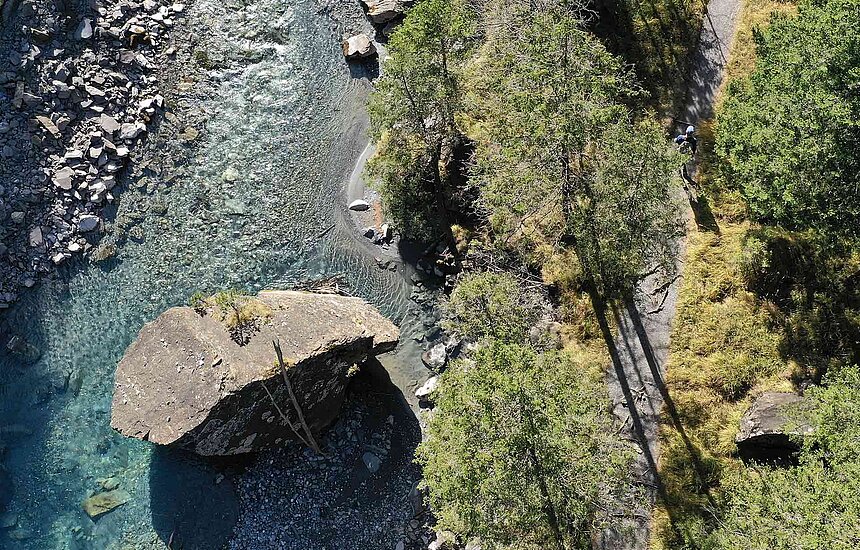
[0,0,426,547]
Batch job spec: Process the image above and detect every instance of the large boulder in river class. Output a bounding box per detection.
[736,392,813,462]
[110,291,399,455]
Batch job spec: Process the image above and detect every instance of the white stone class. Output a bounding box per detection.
[415,376,439,400]
[348,199,371,211]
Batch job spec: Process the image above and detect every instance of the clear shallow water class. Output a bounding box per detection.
[0,0,413,548]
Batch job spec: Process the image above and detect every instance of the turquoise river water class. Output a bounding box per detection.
[0,0,417,547]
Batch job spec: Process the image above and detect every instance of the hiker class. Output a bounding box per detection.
[674,125,698,156]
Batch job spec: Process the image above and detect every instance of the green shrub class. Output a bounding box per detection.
[445,272,543,344]
[715,0,860,238]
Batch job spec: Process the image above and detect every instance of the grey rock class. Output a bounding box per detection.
[736,392,813,461]
[119,122,145,140]
[100,114,121,133]
[421,341,447,371]
[78,215,100,232]
[53,167,75,190]
[111,291,400,455]
[74,18,93,40]
[342,34,376,59]
[36,116,61,138]
[360,0,405,23]
[362,451,382,473]
[348,199,371,211]
[28,227,43,248]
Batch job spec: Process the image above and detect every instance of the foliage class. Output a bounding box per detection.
[417,341,632,549]
[206,290,272,345]
[444,272,543,343]
[654,220,792,549]
[366,0,477,241]
[468,0,682,299]
[715,0,860,237]
[708,368,860,549]
[591,0,704,113]
[188,291,208,315]
[734,229,860,376]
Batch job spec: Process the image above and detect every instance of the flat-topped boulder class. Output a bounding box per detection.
[110,290,399,455]
[736,392,813,462]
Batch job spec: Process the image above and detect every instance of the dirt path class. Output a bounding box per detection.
[597,0,741,547]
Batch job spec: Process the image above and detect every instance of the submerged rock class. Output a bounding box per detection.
[82,489,130,518]
[111,291,399,455]
[736,392,813,462]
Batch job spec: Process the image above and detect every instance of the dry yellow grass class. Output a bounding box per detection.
[651,0,799,546]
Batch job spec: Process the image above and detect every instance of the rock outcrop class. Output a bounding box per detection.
[736,392,813,462]
[111,290,399,455]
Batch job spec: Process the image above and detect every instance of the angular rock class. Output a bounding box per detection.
[35,116,61,138]
[111,291,400,455]
[421,341,447,371]
[74,18,94,40]
[82,489,130,518]
[120,122,145,140]
[361,0,405,23]
[28,227,43,248]
[53,167,75,190]
[78,215,100,232]
[100,114,121,134]
[736,392,813,462]
[342,34,376,59]
[415,375,438,408]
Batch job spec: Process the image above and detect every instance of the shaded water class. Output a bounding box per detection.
[0,0,416,547]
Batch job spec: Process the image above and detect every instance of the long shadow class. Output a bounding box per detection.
[682,181,720,233]
[623,298,718,508]
[590,294,682,536]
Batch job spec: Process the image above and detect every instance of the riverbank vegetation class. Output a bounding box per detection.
[368,0,860,546]
[369,0,685,547]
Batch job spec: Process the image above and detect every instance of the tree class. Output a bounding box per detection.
[715,0,860,238]
[444,272,544,343]
[709,367,860,549]
[367,0,476,242]
[468,0,682,300]
[417,341,632,549]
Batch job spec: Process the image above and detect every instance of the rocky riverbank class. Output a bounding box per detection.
[0,0,185,309]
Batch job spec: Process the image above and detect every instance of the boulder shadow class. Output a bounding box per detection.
[148,446,244,550]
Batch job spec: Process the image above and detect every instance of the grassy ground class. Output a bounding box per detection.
[650,0,799,547]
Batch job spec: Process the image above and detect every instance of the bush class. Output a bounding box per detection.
[709,367,860,549]
[715,0,860,238]
[445,272,544,344]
